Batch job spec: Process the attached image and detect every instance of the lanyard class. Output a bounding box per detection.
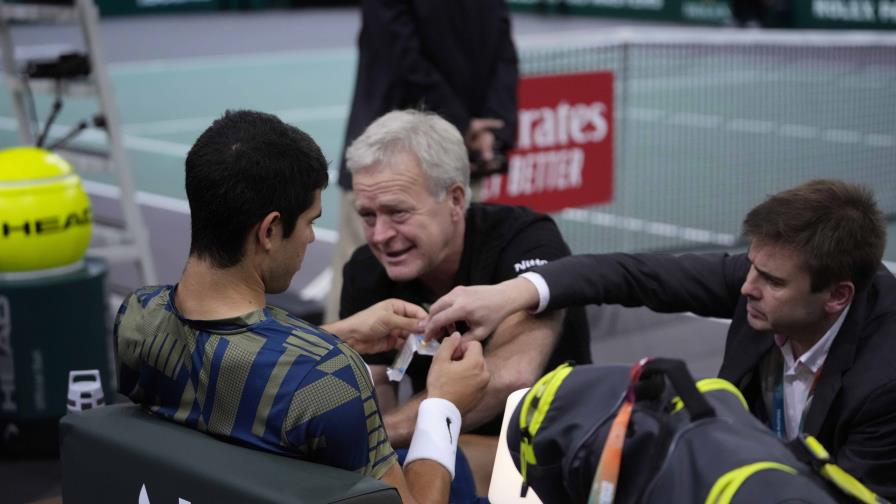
[588,358,649,504]
[772,364,823,439]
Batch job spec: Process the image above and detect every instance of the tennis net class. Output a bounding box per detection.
[515,27,896,254]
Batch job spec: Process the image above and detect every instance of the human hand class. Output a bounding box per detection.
[426,333,489,415]
[327,299,426,354]
[465,118,505,176]
[422,277,539,344]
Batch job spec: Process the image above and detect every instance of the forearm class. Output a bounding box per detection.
[380,459,450,504]
[387,397,462,503]
[319,317,373,354]
[535,253,746,317]
[368,364,400,415]
[457,365,528,432]
[384,374,516,443]
[382,393,424,448]
[320,318,355,342]
[462,310,563,431]
[404,460,450,504]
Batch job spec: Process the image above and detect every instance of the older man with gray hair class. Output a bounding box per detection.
[338,109,591,491]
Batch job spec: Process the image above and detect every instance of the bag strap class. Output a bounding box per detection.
[587,358,650,504]
[518,362,575,497]
[587,358,715,504]
[789,435,890,504]
[641,358,715,421]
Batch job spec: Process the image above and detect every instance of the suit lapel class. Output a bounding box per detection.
[719,309,774,387]
[803,300,863,435]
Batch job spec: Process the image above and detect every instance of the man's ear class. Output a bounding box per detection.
[825,280,854,314]
[256,211,281,252]
[448,183,467,220]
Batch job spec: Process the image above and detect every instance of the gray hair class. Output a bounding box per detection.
[346,109,471,206]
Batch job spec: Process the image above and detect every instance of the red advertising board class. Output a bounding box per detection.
[480,71,614,213]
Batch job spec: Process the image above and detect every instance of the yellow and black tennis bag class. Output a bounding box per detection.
[506,358,888,504]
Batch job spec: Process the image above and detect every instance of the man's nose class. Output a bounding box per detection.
[371,216,396,244]
[741,267,759,299]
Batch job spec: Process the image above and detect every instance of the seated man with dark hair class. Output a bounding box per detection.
[339,109,592,487]
[425,179,896,498]
[115,110,489,504]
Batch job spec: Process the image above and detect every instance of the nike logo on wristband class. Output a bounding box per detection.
[446,418,453,443]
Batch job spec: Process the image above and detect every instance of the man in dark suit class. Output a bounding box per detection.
[424,179,896,498]
[324,0,519,322]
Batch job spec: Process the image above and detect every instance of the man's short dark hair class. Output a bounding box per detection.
[185,110,328,268]
[743,179,886,292]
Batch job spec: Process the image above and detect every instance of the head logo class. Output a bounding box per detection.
[1,208,92,238]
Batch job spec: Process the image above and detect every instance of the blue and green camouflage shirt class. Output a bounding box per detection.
[115,285,396,478]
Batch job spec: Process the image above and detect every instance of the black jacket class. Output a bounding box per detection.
[339,0,519,189]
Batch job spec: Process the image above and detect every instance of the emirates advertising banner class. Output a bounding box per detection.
[480,71,614,213]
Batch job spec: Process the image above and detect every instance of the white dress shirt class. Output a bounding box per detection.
[520,271,550,313]
[775,305,850,439]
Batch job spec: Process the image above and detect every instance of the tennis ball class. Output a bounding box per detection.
[0,147,92,273]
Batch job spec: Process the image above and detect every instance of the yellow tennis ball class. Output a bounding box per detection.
[0,147,92,273]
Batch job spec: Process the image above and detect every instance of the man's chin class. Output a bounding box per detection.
[266,284,290,295]
[746,314,770,332]
[383,264,420,283]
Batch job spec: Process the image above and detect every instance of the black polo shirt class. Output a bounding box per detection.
[339,203,591,435]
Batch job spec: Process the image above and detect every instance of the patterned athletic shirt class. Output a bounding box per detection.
[115,285,396,478]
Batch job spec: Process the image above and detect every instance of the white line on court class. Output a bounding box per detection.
[108,47,356,76]
[779,124,818,139]
[300,267,334,302]
[728,118,775,134]
[667,112,723,129]
[125,104,348,136]
[81,179,339,244]
[627,70,772,92]
[560,208,738,247]
[623,109,895,148]
[13,43,74,60]
[0,117,193,156]
[120,134,191,156]
[823,129,862,144]
[624,107,666,122]
[866,134,895,148]
[82,179,190,214]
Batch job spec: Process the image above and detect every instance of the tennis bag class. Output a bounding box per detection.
[507,358,888,504]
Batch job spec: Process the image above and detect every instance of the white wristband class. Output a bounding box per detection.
[520,272,550,314]
[404,398,462,479]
